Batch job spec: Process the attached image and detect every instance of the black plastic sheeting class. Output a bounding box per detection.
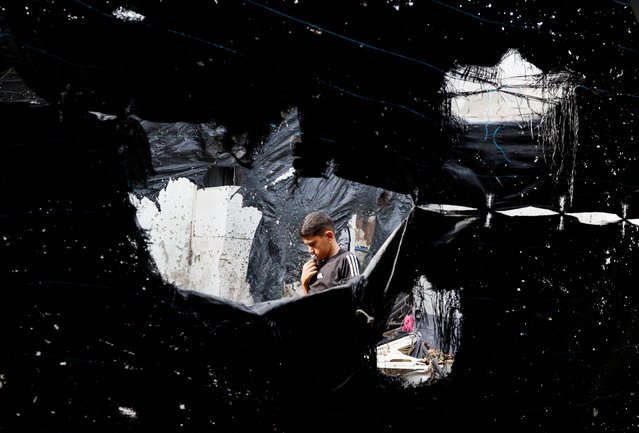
[1,1,639,432]
[129,107,414,302]
[0,103,383,432]
[236,110,415,301]
[2,1,638,202]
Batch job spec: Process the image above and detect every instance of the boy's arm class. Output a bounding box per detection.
[337,252,360,285]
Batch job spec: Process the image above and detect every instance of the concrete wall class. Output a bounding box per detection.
[130,177,261,305]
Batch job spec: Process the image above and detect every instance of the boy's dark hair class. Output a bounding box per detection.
[299,211,335,238]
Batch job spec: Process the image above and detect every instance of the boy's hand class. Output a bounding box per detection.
[301,258,318,295]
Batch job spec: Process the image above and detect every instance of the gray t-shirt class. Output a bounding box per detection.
[308,249,360,294]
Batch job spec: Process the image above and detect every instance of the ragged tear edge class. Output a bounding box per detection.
[419,204,636,226]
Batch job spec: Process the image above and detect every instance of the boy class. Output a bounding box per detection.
[299,211,360,295]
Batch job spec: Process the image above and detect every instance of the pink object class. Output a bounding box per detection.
[401,313,415,332]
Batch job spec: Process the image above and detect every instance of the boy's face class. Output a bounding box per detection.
[302,231,334,261]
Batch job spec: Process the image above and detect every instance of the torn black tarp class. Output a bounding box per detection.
[0,103,380,432]
[1,1,639,432]
[2,102,639,432]
[131,119,248,199]
[3,0,637,197]
[3,1,637,197]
